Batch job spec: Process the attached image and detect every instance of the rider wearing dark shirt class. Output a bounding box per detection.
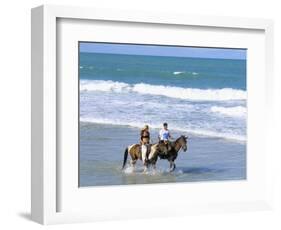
[140,125,150,163]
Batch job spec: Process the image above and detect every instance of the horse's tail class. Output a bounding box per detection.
[122,147,129,169]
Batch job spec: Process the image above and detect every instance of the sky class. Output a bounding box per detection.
[79,42,246,60]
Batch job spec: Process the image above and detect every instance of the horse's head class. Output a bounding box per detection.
[179,135,188,152]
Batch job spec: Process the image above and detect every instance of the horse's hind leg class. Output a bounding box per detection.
[130,160,137,172]
[151,158,158,173]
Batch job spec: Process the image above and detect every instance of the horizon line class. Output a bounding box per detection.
[80,50,246,61]
[79,42,247,60]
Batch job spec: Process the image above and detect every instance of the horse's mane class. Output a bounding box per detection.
[174,135,185,143]
[169,135,183,148]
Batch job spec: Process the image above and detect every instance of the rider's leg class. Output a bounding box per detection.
[141,144,147,164]
[145,144,150,161]
[164,141,169,154]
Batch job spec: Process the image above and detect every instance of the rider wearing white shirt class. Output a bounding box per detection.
[159,123,172,143]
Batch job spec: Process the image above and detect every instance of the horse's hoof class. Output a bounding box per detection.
[169,165,176,172]
[143,167,148,173]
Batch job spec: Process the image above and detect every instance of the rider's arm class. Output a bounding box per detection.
[168,131,173,139]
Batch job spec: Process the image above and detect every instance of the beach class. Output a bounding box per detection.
[79,51,247,187]
[79,122,246,187]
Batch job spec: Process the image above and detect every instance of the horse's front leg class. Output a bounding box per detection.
[143,163,148,173]
[151,163,157,174]
[151,157,158,173]
[147,145,158,173]
[169,160,176,172]
[141,145,148,173]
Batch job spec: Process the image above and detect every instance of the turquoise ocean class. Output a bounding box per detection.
[79,52,247,187]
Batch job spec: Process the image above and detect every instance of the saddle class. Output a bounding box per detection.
[157,141,173,159]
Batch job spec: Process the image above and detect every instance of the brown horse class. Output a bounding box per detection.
[122,142,168,172]
[150,135,188,172]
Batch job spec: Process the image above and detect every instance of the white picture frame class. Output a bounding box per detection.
[31,4,274,225]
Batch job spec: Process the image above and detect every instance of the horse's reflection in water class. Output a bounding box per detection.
[122,135,188,172]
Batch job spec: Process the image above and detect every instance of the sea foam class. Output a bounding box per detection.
[173,71,185,75]
[211,106,246,118]
[80,117,246,142]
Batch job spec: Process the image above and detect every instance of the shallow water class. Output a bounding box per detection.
[79,123,246,187]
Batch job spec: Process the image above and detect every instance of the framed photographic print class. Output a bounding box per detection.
[31,5,274,225]
[78,42,247,187]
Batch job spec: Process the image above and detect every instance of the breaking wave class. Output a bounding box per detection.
[80,80,246,101]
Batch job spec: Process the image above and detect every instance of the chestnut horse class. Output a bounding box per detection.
[122,142,168,172]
